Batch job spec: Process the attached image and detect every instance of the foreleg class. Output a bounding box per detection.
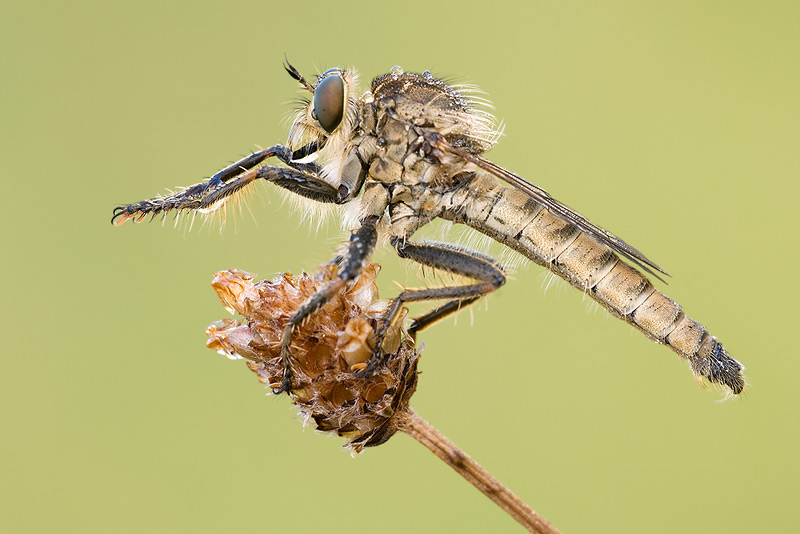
[111,144,341,225]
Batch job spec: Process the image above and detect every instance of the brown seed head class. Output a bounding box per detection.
[206,264,419,453]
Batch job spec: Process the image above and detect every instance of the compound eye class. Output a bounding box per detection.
[313,73,344,134]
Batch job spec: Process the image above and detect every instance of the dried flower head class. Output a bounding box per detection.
[205,263,558,532]
[206,264,419,453]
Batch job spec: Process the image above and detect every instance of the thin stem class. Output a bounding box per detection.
[396,409,560,534]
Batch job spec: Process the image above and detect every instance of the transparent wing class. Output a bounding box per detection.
[430,134,669,283]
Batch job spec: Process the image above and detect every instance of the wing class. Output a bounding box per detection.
[428,133,669,283]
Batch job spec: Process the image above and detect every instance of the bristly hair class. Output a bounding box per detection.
[372,69,504,153]
[448,81,505,149]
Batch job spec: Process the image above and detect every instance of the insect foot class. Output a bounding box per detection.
[206,263,419,452]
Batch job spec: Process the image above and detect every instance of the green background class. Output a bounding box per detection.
[3,1,798,532]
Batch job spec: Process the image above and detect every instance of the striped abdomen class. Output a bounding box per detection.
[439,173,745,394]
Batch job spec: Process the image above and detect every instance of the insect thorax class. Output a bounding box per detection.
[358,70,501,231]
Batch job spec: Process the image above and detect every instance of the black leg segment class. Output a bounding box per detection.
[111,144,344,225]
[256,165,341,204]
[275,217,380,394]
[357,239,505,377]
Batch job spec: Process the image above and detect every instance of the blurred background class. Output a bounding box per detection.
[3,1,798,532]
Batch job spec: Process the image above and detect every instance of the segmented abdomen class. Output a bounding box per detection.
[439,174,745,394]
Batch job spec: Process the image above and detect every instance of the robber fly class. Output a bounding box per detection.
[112,62,745,395]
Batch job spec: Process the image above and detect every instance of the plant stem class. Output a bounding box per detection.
[396,409,560,534]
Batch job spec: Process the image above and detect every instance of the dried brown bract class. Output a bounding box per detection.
[206,263,418,453]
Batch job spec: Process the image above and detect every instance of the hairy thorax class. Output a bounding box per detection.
[353,75,491,239]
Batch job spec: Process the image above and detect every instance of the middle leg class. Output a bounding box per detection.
[275,216,379,394]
